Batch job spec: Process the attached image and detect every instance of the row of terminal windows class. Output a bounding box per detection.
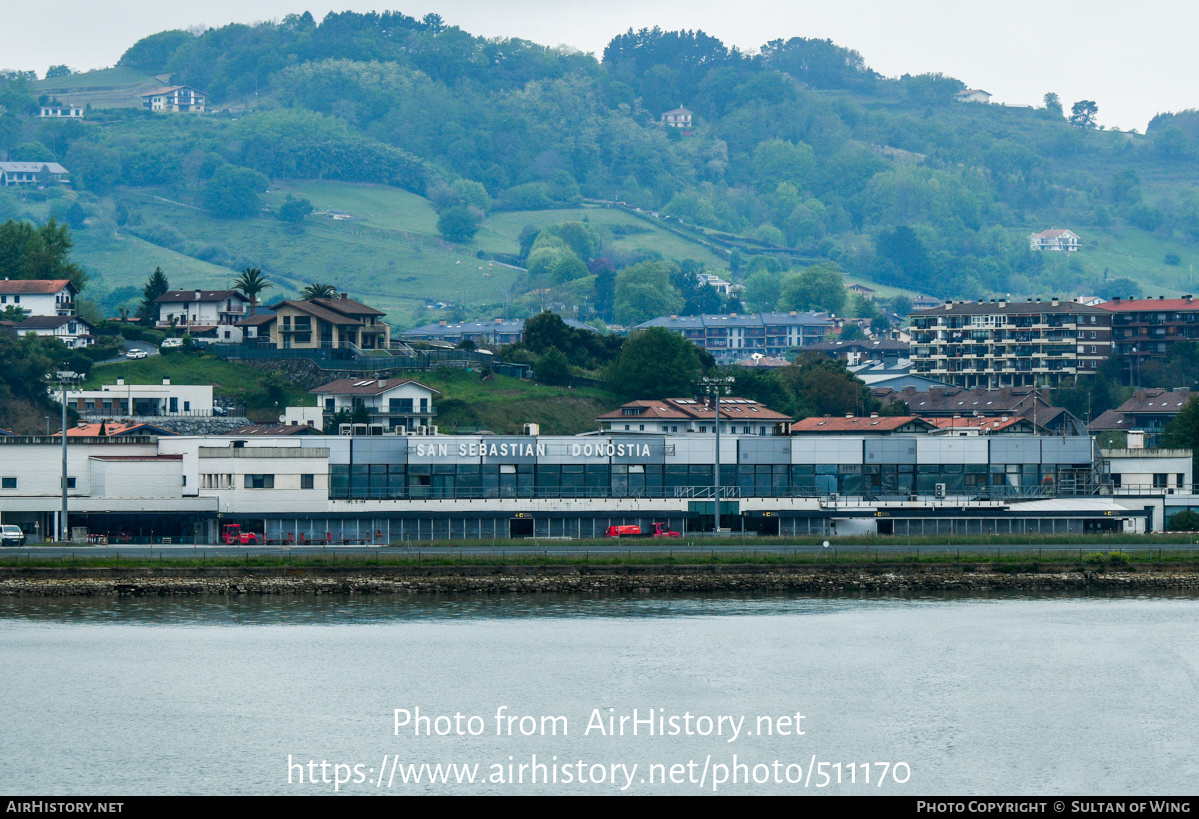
[328,462,1085,500]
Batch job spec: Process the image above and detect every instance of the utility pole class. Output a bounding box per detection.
[700,375,735,533]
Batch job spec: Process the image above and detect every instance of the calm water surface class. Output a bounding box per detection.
[1,592,1196,795]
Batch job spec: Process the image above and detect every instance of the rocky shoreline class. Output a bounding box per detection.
[3,564,1199,596]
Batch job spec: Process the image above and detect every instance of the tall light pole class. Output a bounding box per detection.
[56,366,75,543]
[700,376,735,533]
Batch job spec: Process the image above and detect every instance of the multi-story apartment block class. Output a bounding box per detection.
[636,312,832,365]
[1098,296,1199,370]
[909,298,1112,389]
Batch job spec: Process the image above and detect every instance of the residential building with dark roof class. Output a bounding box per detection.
[806,338,909,366]
[1097,295,1199,371]
[265,297,390,351]
[0,162,70,187]
[635,311,832,365]
[872,386,1086,436]
[4,315,95,348]
[400,316,592,347]
[909,298,1112,389]
[154,290,250,343]
[311,378,439,431]
[597,397,793,436]
[141,86,205,113]
[1089,388,1194,446]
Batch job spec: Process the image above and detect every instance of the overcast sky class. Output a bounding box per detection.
[4,0,1195,131]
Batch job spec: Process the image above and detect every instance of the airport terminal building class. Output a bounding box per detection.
[0,430,1191,543]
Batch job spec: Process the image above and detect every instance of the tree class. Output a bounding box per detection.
[1043,92,1063,118]
[1070,100,1098,129]
[278,195,314,224]
[614,261,683,325]
[775,353,877,419]
[777,263,847,314]
[535,347,571,385]
[137,267,169,326]
[202,165,269,218]
[234,267,273,317]
[301,283,339,300]
[45,65,73,79]
[607,327,702,399]
[436,206,480,242]
[1167,510,1199,531]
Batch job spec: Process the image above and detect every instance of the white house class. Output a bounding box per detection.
[155,289,249,343]
[0,162,70,187]
[7,315,95,348]
[0,279,77,317]
[65,378,216,419]
[1029,229,1081,252]
[955,89,992,103]
[141,86,205,113]
[311,378,439,431]
[661,105,693,128]
[39,105,83,118]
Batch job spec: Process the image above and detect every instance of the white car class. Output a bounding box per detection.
[160,338,183,349]
[126,349,149,360]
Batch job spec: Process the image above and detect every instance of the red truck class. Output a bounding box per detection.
[605,522,681,538]
[222,524,260,545]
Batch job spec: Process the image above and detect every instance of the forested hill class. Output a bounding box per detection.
[7,11,1199,305]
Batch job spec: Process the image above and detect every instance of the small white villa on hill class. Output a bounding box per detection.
[1029,229,1081,252]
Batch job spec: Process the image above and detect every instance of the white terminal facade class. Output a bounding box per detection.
[0,430,1190,543]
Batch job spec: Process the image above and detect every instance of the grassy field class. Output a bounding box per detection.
[84,354,620,432]
[86,352,314,417]
[481,207,732,270]
[390,368,618,435]
[73,228,238,291]
[30,67,158,108]
[113,187,522,327]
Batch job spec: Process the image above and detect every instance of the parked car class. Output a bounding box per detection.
[160,338,183,349]
[1,525,25,547]
[126,349,148,360]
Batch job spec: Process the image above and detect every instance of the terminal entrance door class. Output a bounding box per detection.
[509,517,534,538]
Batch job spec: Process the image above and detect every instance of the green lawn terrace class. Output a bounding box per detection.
[29,67,162,110]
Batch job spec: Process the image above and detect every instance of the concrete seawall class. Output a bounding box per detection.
[3,564,1199,596]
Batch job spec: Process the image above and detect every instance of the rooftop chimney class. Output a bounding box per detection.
[162,378,170,386]
[116,377,124,386]
[194,290,201,301]
[341,293,349,300]
[494,317,502,324]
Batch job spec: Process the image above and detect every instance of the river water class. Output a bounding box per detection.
[1,592,1196,795]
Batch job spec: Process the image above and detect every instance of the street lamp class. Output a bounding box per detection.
[699,376,735,533]
[54,365,80,543]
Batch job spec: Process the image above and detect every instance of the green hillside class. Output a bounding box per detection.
[6,14,1199,327]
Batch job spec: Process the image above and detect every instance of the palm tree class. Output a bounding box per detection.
[301,283,338,301]
[234,267,273,317]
